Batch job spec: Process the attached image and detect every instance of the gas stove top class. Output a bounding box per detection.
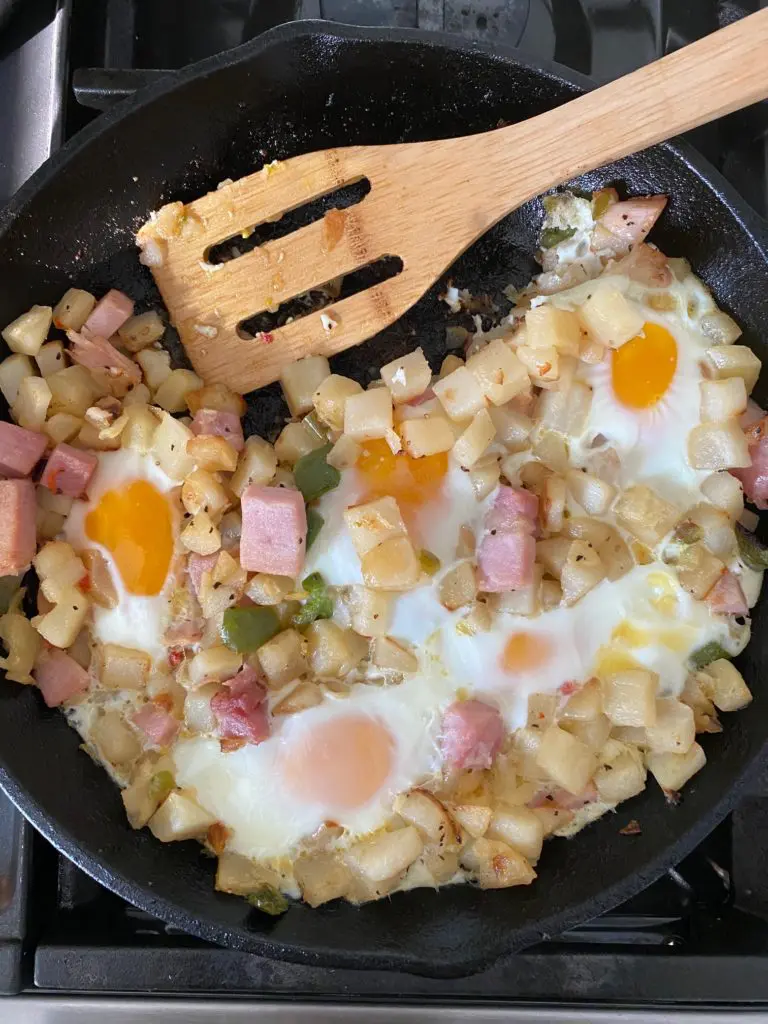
[2,0,768,1016]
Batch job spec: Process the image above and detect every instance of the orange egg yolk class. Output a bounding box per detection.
[501,631,552,673]
[282,714,394,810]
[612,322,677,409]
[356,438,448,510]
[85,479,173,596]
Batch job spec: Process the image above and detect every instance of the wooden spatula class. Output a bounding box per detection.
[139,10,768,396]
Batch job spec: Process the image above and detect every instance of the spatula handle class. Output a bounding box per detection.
[465,8,768,209]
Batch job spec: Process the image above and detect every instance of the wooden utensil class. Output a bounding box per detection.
[139,9,768,395]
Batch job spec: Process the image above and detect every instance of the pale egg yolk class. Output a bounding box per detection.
[612,322,677,409]
[501,631,552,673]
[357,438,448,509]
[282,714,394,811]
[85,479,173,596]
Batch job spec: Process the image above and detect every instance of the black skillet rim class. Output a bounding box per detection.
[0,18,767,976]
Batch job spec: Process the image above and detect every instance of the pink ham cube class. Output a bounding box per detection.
[34,649,90,707]
[477,530,536,592]
[190,409,245,452]
[131,703,180,747]
[0,422,47,478]
[439,699,504,770]
[82,289,134,339]
[0,478,36,575]
[240,485,307,577]
[40,443,98,497]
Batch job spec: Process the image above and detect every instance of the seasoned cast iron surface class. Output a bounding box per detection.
[0,22,767,976]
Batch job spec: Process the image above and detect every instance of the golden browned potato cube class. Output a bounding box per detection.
[186,383,246,417]
[577,286,644,348]
[344,826,424,883]
[433,365,486,421]
[256,628,307,687]
[0,353,34,405]
[344,496,407,557]
[215,851,282,895]
[148,790,216,843]
[452,408,496,469]
[47,365,100,418]
[459,837,536,889]
[136,346,172,391]
[525,305,581,356]
[674,542,724,600]
[698,658,752,712]
[53,288,96,332]
[186,435,238,473]
[645,698,696,754]
[152,411,196,479]
[181,469,230,520]
[559,678,602,722]
[12,376,51,430]
[449,803,492,838]
[294,851,353,907]
[705,344,761,394]
[346,586,392,637]
[488,806,544,862]
[361,536,420,590]
[593,738,646,804]
[305,620,368,677]
[614,485,680,547]
[399,416,455,458]
[2,304,52,356]
[117,310,165,352]
[466,338,529,405]
[343,387,393,441]
[380,347,432,404]
[601,669,658,728]
[393,790,459,847]
[230,435,277,496]
[153,369,204,414]
[93,710,141,767]
[700,377,747,423]
[534,725,597,795]
[180,510,221,556]
[312,373,363,430]
[687,421,751,471]
[560,539,605,606]
[646,742,706,793]
[101,644,150,690]
[371,636,418,673]
[438,561,477,611]
[35,340,66,378]
[280,355,331,417]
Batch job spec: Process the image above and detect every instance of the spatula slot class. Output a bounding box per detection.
[206,177,372,265]
[237,254,404,340]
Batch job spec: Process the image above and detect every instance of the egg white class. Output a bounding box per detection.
[64,448,179,664]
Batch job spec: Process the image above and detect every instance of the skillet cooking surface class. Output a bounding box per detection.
[0,22,767,977]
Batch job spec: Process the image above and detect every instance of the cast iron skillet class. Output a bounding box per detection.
[0,21,767,978]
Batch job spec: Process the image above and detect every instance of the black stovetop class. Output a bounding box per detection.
[2,0,768,1006]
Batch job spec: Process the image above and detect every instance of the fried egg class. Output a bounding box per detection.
[64,448,179,663]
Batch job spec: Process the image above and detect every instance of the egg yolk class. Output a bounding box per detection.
[356,438,448,509]
[501,631,552,673]
[612,322,677,409]
[85,480,173,596]
[282,714,394,810]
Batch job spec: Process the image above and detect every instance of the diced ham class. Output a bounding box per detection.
[40,443,98,497]
[529,783,598,811]
[187,552,218,596]
[732,426,768,510]
[612,242,672,287]
[0,421,47,478]
[132,703,180,747]
[33,649,90,707]
[0,479,35,575]
[82,289,134,339]
[477,485,538,592]
[707,571,748,616]
[190,409,244,452]
[67,329,141,387]
[211,666,269,745]
[594,195,667,255]
[439,699,504,770]
[240,484,307,577]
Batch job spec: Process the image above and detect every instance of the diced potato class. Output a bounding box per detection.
[539,472,566,533]
[180,509,220,555]
[532,806,575,836]
[449,803,492,838]
[647,742,706,793]
[35,341,66,378]
[47,365,100,417]
[577,286,644,348]
[488,403,532,452]
[310,373,363,431]
[79,549,117,610]
[76,420,121,452]
[535,535,572,578]
[305,620,367,677]
[361,535,420,590]
[601,669,658,727]
[186,434,237,473]
[148,790,217,842]
[698,658,752,712]
[117,310,165,352]
[346,586,392,637]
[244,573,294,607]
[327,434,361,470]
[560,678,602,722]
[230,435,277,496]
[535,380,592,437]
[705,345,761,394]
[281,355,331,417]
[674,542,724,599]
[560,539,605,606]
[531,430,568,475]
[181,469,230,520]
[701,472,744,521]
[34,540,84,592]
[681,673,722,734]
[0,353,34,405]
[93,710,141,767]
[566,468,616,516]
[540,578,563,611]
[32,587,89,648]
[152,411,196,479]
[43,412,82,445]
[525,305,581,356]
[700,310,742,345]
[459,837,536,889]
[345,826,424,883]
[120,755,174,828]
[371,635,418,673]
[563,713,612,752]
[0,608,42,683]
[433,366,486,421]
[487,806,544,863]
[343,387,393,441]
[133,349,168,394]
[614,485,680,546]
[466,339,529,405]
[294,851,353,906]
[469,455,501,500]
[438,561,477,610]
[183,682,219,733]
[439,354,464,378]
[214,851,285,896]
[381,348,432,404]
[684,503,736,560]
[594,738,646,804]
[274,421,323,465]
[516,343,559,383]
[273,681,323,715]
[12,375,51,430]
[100,644,151,690]
[186,383,246,418]
[187,645,242,687]
[153,369,203,413]
[452,408,496,469]
[256,628,307,686]
[399,416,455,458]
[393,790,459,847]
[120,404,159,454]
[535,725,597,794]
[645,698,695,754]
[2,304,52,356]
[53,289,96,332]
[688,420,751,471]
[700,377,747,423]
[344,497,407,558]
